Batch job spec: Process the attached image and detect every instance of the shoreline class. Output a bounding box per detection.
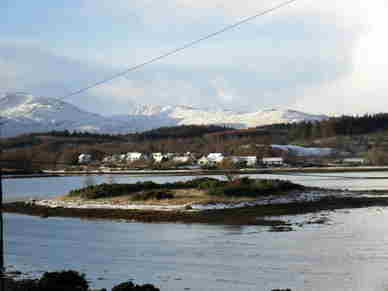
[5,195,388,227]
[3,201,285,226]
[4,166,388,179]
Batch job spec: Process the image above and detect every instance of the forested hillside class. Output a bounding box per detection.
[263,114,388,140]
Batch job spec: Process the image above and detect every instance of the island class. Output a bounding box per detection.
[5,177,388,229]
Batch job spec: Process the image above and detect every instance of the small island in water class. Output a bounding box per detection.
[5,176,388,228]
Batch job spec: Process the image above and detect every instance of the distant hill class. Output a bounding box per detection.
[0,92,328,137]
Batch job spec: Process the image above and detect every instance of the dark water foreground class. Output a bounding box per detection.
[7,206,388,291]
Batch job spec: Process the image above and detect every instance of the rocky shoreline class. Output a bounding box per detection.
[5,195,388,227]
[4,165,388,179]
[34,189,348,211]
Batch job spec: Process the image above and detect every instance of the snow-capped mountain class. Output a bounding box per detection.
[0,93,328,137]
[0,92,135,137]
[119,104,328,131]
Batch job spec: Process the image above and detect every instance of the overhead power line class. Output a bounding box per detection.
[59,0,299,100]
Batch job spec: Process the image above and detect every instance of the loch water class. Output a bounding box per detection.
[5,172,388,290]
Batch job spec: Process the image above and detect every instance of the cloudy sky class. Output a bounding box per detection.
[1,0,387,116]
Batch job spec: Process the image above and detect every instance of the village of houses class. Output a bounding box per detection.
[78,152,280,168]
[77,146,367,171]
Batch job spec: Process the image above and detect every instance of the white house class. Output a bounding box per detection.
[165,153,176,159]
[103,154,123,163]
[78,153,92,164]
[152,153,164,163]
[343,158,366,165]
[173,156,191,163]
[231,156,257,166]
[261,157,284,166]
[126,152,148,162]
[207,153,224,163]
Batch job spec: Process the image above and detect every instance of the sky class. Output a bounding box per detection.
[1,0,387,116]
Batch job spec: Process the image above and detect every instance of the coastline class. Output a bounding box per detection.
[3,201,284,226]
[4,166,388,179]
[5,195,388,227]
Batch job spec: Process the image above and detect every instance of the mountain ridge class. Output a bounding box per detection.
[0,92,328,137]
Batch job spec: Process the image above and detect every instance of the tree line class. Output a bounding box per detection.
[264,113,388,140]
[4,113,388,170]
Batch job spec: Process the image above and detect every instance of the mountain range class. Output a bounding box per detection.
[0,92,328,137]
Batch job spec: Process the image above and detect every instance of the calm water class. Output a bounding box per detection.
[4,172,388,290]
[2,175,201,202]
[4,171,388,202]
[6,208,388,291]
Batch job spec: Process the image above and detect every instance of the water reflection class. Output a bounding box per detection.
[7,208,388,291]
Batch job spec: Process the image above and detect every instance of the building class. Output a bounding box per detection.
[231,156,257,167]
[343,158,366,165]
[207,153,224,163]
[78,153,92,164]
[152,153,164,163]
[126,152,149,162]
[164,153,176,160]
[102,154,123,163]
[173,156,191,163]
[261,157,284,166]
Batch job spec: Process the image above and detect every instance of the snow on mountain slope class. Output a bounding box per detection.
[123,104,327,129]
[0,93,328,137]
[0,92,101,122]
[0,93,135,137]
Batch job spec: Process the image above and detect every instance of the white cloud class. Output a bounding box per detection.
[293,0,388,115]
[3,0,388,116]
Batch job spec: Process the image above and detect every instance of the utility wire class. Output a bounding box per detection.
[59,0,299,100]
[0,118,5,287]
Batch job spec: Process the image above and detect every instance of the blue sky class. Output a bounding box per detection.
[1,0,388,115]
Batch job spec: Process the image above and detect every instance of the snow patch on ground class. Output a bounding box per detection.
[35,200,187,211]
[271,144,334,157]
[34,190,351,211]
[190,191,344,210]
